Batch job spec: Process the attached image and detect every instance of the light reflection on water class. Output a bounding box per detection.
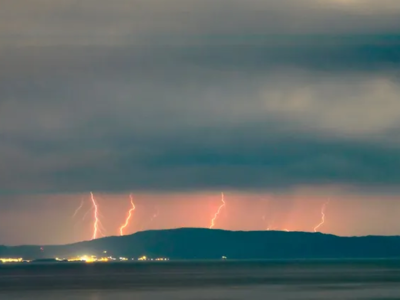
[1,260,400,299]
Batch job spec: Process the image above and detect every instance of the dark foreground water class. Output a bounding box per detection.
[1,260,400,299]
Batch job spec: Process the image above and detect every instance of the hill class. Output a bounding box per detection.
[1,228,400,260]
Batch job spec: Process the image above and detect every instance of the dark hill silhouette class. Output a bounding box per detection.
[1,228,400,260]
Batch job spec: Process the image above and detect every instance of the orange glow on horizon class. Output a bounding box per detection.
[8,188,400,246]
[150,207,159,223]
[119,194,136,236]
[209,192,226,229]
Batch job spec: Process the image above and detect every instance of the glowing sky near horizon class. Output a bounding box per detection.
[1,187,400,245]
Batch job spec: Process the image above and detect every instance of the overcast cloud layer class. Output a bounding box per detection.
[1,0,400,194]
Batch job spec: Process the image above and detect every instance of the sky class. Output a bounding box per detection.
[1,0,400,245]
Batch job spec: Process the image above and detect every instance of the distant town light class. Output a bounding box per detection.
[0,258,23,263]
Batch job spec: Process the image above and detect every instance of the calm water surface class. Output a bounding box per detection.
[1,260,400,299]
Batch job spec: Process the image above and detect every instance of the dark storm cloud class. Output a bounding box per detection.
[2,0,400,44]
[1,0,400,193]
[45,132,400,192]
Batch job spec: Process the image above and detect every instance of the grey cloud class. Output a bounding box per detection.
[2,42,399,137]
[1,1,400,193]
[18,130,400,193]
[1,0,400,47]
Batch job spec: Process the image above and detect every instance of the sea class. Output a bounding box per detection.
[1,259,400,299]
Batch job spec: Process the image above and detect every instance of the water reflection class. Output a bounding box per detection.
[1,260,400,299]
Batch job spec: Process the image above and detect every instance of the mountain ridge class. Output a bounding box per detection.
[1,228,400,260]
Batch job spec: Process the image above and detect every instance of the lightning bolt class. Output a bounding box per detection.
[72,198,84,218]
[72,198,86,241]
[209,192,226,229]
[313,200,330,233]
[266,219,275,231]
[262,197,275,231]
[98,219,108,237]
[90,192,99,240]
[263,216,272,230]
[119,194,136,236]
